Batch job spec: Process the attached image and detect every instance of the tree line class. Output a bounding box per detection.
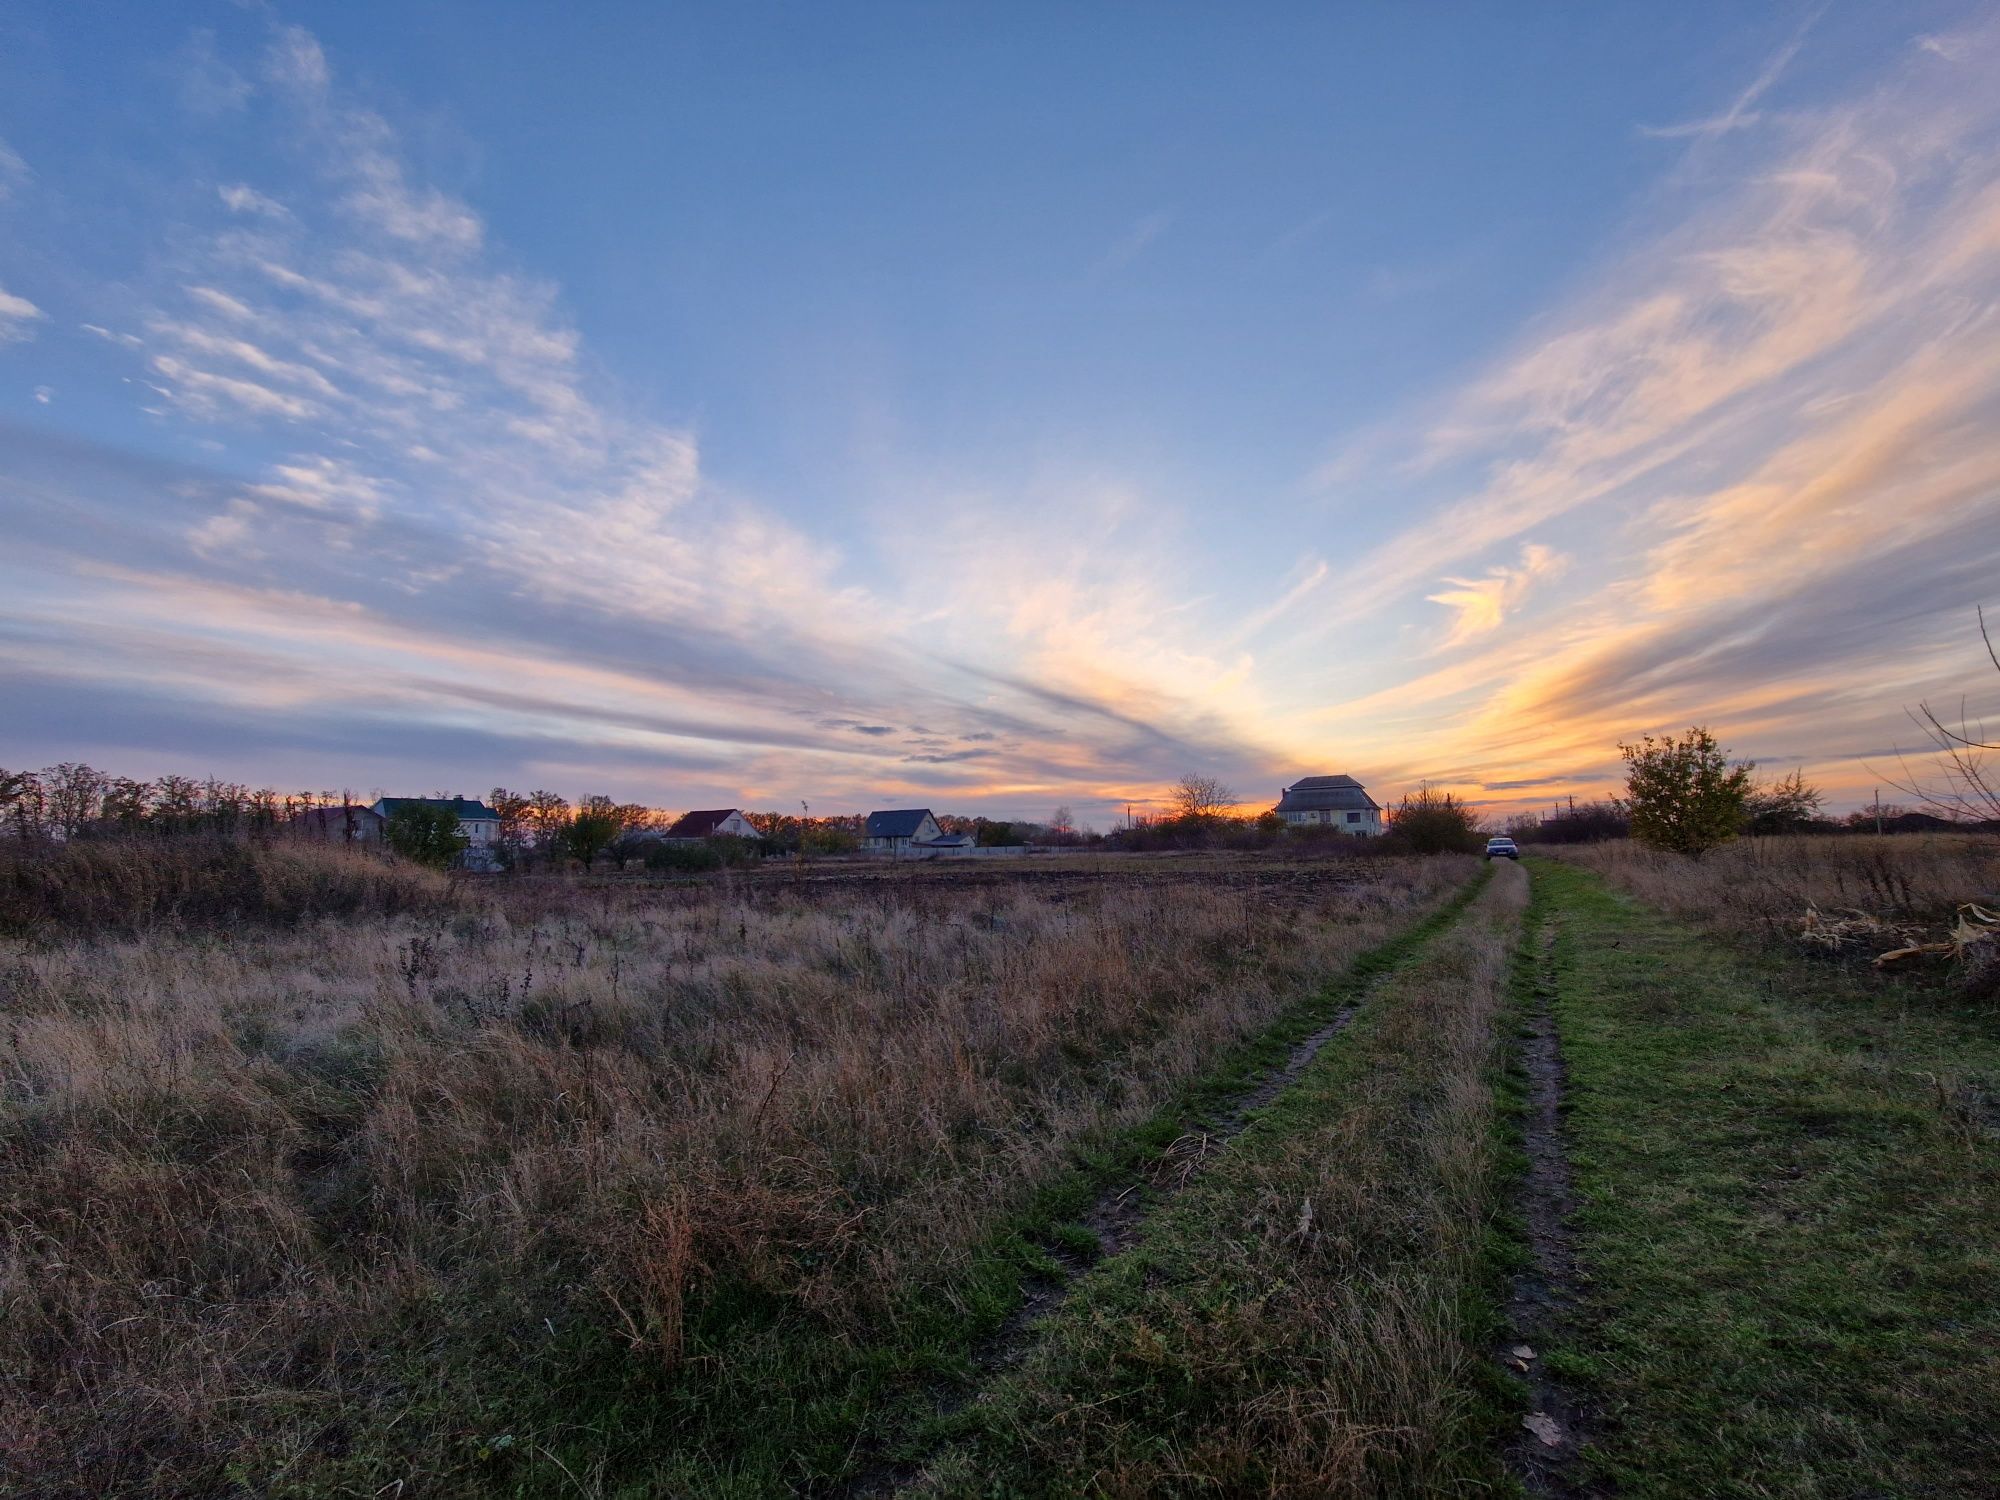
[0,767,1105,871]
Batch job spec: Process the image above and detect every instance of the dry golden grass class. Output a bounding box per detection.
[0,835,449,936]
[1546,834,2000,961]
[0,849,1467,1496]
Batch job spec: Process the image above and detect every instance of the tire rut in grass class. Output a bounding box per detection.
[841,1012,1368,1497]
[1502,911,1598,1498]
[841,897,1478,1498]
[979,1001,1366,1351]
[988,1001,1366,1342]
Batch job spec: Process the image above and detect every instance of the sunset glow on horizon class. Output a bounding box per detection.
[4,4,1998,826]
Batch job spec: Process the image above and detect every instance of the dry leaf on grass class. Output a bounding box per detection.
[1523,1412,1564,1447]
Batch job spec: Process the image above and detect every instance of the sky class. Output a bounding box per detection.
[2,2,1998,827]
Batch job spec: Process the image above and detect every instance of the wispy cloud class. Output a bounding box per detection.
[80,322,142,348]
[1095,210,1174,275]
[1312,21,2000,631]
[1224,559,1329,650]
[6,19,1269,817]
[1637,8,1817,140]
[11,10,1998,823]
[218,183,290,219]
[0,139,29,202]
[1425,544,1569,650]
[174,28,251,115]
[0,286,45,342]
[1273,13,2000,812]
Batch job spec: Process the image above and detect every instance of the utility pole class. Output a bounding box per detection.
[1874,787,1882,837]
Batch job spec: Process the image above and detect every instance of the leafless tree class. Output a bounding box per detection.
[1170,772,1237,824]
[42,764,108,841]
[1888,608,2000,823]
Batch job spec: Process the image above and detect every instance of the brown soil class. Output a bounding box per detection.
[1501,915,1602,1498]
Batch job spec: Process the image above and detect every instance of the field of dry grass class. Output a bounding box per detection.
[0,844,1468,1496]
[1547,833,2000,982]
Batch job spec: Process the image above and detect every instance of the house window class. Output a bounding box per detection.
[1346,811,1360,824]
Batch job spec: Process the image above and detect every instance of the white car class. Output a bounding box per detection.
[1485,837,1519,860]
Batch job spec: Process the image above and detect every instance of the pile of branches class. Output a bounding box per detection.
[1795,901,1999,972]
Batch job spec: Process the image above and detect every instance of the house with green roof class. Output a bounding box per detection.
[370,796,503,869]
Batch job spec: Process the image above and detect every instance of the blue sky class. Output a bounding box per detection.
[3,2,1997,824]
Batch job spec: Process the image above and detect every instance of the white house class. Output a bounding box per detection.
[1274,775,1383,835]
[863,807,943,854]
[661,808,759,843]
[371,796,504,867]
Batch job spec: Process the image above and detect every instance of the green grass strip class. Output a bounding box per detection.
[1529,856,2000,1498]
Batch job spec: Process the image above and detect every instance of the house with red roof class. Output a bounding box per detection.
[661,808,758,843]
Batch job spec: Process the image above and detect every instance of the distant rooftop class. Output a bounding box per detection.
[662,808,747,839]
[372,796,500,821]
[865,808,935,838]
[1276,775,1378,814]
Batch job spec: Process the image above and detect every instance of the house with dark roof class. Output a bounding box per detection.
[661,808,758,843]
[371,796,503,867]
[1274,775,1383,836]
[863,807,943,854]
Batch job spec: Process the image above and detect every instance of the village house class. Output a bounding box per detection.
[661,808,759,843]
[1275,775,1383,836]
[371,796,504,867]
[863,807,943,854]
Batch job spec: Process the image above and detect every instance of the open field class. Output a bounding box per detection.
[4,834,1997,1497]
[0,844,1472,1497]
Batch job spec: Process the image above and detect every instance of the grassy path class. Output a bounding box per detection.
[826,862,1500,1496]
[900,861,1532,1495]
[1532,857,2000,1498]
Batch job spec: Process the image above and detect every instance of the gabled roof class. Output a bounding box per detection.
[1275,775,1379,813]
[866,808,935,838]
[373,796,500,822]
[663,808,748,839]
